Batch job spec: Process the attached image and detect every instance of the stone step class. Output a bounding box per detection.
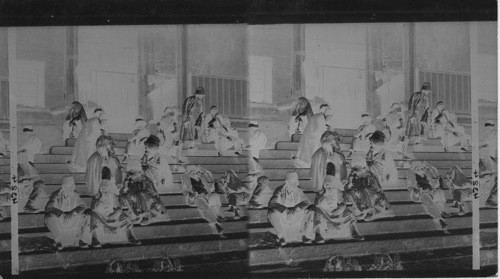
[249,219,497,267]
[266,178,463,191]
[39,182,186,196]
[249,209,496,243]
[14,191,231,214]
[1,170,246,185]
[248,202,475,224]
[0,205,245,236]
[66,138,128,148]
[105,133,131,141]
[249,246,497,272]
[50,146,249,157]
[0,167,472,185]
[255,190,456,208]
[480,248,498,267]
[2,163,469,178]
[66,138,224,151]
[0,158,8,166]
[28,163,250,174]
[17,235,247,272]
[259,149,472,160]
[34,154,248,165]
[292,134,354,143]
[258,158,471,169]
[291,133,451,145]
[276,141,454,151]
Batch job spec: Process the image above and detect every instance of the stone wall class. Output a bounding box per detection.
[0,28,7,78]
[188,24,247,78]
[415,22,471,73]
[248,25,294,104]
[16,27,68,108]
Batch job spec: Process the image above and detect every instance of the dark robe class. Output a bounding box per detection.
[310,147,348,192]
[344,170,394,221]
[85,151,123,196]
[180,96,203,142]
[406,91,429,137]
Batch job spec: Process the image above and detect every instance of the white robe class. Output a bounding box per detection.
[441,122,470,149]
[480,129,498,172]
[267,184,314,242]
[0,131,9,154]
[208,116,243,153]
[143,152,174,194]
[71,117,103,171]
[288,115,309,136]
[384,111,406,153]
[62,119,83,141]
[351,124,376,153]
[125,128,150,171]
[158,115,181,159]
[247,128,267,159]
[44,189,91,247]
[295,113,332,168]
[20,135,42,164]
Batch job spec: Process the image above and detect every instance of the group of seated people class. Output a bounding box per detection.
[268,128,398,246]
[268,89,496,246]
[11,89,256,250]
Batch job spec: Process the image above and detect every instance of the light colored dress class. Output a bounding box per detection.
[366,146,398,184]
[314,178,356,240]
[91,186,133,245]
[248,127,267,158]
[71,117,103,171]
[295,113,332,168]
[124,128,150,171]
[143,151,174,194]
[181,169,223,224]
[350,123,376,153]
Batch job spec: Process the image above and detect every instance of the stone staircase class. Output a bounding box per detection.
[248,129,497,272]
[0,132,249,273]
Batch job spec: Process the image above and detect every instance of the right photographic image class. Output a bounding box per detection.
[246,22,497,273]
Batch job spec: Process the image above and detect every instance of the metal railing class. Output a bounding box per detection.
[191,74,248,118]
[417,69,471,113]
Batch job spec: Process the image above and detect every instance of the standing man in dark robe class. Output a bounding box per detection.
[310,131,348,192]
[180,86,206,149]
[406,82,431,144]
[85,135,123,196]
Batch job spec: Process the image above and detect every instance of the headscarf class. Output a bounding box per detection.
[292,97,314,119]
[66,101,88,122]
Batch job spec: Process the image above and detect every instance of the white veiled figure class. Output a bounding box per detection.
[267,172,315,245]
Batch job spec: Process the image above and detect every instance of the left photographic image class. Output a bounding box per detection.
[3,25,249,275]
